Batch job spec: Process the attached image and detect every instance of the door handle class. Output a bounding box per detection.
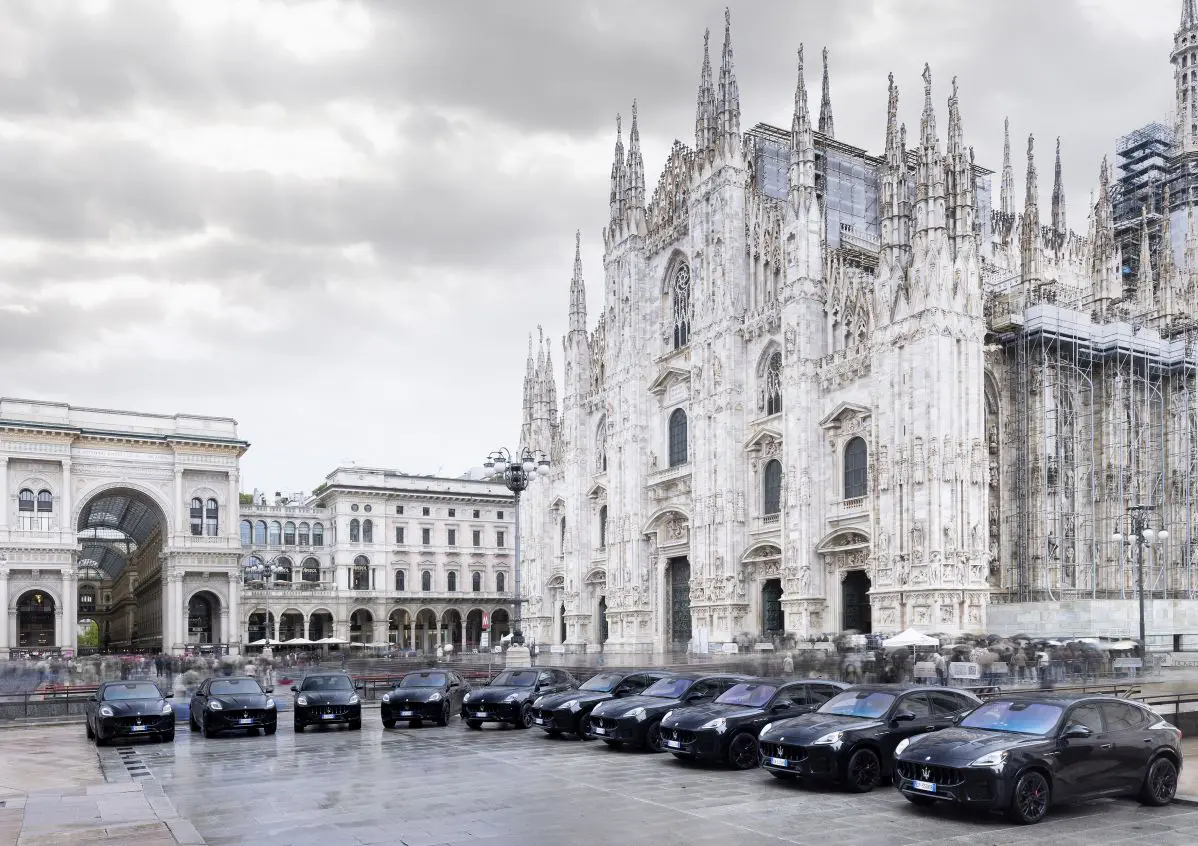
[923,725,937,731]
[1100,743,1114,750]
[1143,738,1153,743]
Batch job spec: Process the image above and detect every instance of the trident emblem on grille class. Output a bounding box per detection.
[921,767,932,780]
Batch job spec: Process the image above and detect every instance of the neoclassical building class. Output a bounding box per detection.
[514,8,1198,655]
[0,399,515,655]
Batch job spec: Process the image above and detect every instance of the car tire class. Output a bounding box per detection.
[645,720,664,753]
[904,794,936,807]
[189,713,199,732]
[86,722,94,740]
[95,733,108,747]
[1140,756,1179,806]
[436,703,450,727]
[161,731,175,743]
[264,725,277,736]
[545,729,561,737]
[348,720,361,731]
[602,739,623,748]
[727,732,760,770]
[769,771,797,780]
[845,748,881,793]
[466,719,483,730]
[382,719,395,729]
[294,722,304,733]
[576,715,592,740]
[203,722,218,739]
[1007,770,1051,825]
[517,703,534,729]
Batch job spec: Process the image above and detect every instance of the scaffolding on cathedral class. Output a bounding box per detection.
[988,279,1198,611]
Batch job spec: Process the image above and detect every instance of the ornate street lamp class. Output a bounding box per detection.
[484,446,551,646]
[1112,504,1168,657]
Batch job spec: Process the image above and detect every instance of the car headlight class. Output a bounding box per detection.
[208,700,223,710]
[349,695,361,705]
[427,692,441,702]
[812,731,842,746]
[162,703,174,716]
[533,696,546,708]
[629,707,647,722]
[265,698,276,709]
[381,693,391,703]
[700,717,727,734]
[295,695,309,706]
[895,737,911,757]
[567,700,581,712]
[970,750,1007,768]
[98,705,114,717]
[503,694,521,704]
[761,722,774,736]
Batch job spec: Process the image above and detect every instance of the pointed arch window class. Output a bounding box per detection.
[298,522,310,546]
[312,522,325,546]
[497,572,506,592]
[448,571,458,592]
[421,570,432,592]
[595,420,608,473]
[190,498,204,536]
[472,571,481,592]
[254,521,267,545]
[268,521,282,545]
[362,519,373,544]
[672,264,692,349]
[765,352,782,415]
[559,516,567,554]
[204,499,219,536]
[763,459,783,515]
[598,505,608,550]
[395,569,405,591]
[844,437,868,500]
[349,518,361,543]
[668,408,688,467]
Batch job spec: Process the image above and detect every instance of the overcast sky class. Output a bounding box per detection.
[0,0,1181,495]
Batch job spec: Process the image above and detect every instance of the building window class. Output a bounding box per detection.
[351,504,359,512]
[598,505,608,549]
[473,509,480,519]
[240,520,252,545]
[301,557,320,583]
[472,571,481,592]
[352,555,370,590]
[36,490,53,513]
[422,527,431,545]
[596,420,608,473]
[18,489,34,512]
[283,521,296,545]
[668,408,688,467]
[422,506,430,517]
[396,505,404,515]
[275,556,293,582]
[363,519,373,543]
[844,437,868,499]
[254,520,267,545]
[497,511,504,520]
[763,459,782,515]
[298,522,310,545]
[396,526,405,544]
[395,570,405,591]
[349,518,361,543]
[472,529,481,547]
[448,571,458,592]
[203,498,219,536]
[497,530,506,548]
[269,521,282,545]
[364,504,371,513]
[672,263,692,349]
[421,570,431,591]
[765,352,782,415]
[497,572,506,592]
[189,498,203,536]
[448,528,457,546]
[312,522,325,546]
[448,508,456,517]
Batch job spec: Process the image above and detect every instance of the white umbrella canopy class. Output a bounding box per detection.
[349,642,366,648]
[284,637,314,645]
[314,636,348,645]
[882,628,940,649]
[365,642,391,648]
[248,638,284,646]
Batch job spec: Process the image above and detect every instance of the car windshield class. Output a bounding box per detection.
[210,679,263,696]
[301,675,353,692]
[819,690,896,719]
[102,683,162,701]
[642,678,692,699]
[491,670,537,688]
[959,701,1063,736]
[580,673,625,693]
[716,683,778,708]
[400,672,447,688]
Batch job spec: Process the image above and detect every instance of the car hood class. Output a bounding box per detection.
[537,690,610,710]
[295,690,358,706]
[465,686,535,704]
[591,694,678,718]
[759,712,883,743]
[899,727,1047,766]
[662,702,763,728]
[209,693,271,710]
[387,687,445,703]
[101,699,169,717]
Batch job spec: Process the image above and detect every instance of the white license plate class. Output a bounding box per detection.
[591,726,606,735]
[533,717,546,725]
[912,780,937,793]
[131,725,147,732]
[473,712,487,718]
[664,739,683,749]
[321,713,336,720]
[400,710,415,717]
[238,718,254,725]
[768,756,788,767]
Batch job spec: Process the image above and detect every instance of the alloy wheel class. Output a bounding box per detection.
[846,749,880,792]
[1148,758,1178,805]
[519,703,534,729]
[1010,771,1049,824]
[729,733,759,770]
[646,720,664,752]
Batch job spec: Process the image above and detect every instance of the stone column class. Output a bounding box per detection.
[60,459,72,532]
[62,567,76,654]
[0,565,9,654]
[54,609,64,649]
[0,456,9,530]
[173,469,184,535]
[227,471,239,539]
[226,572,240,652]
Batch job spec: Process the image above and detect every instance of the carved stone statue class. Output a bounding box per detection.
[912,520,925,556]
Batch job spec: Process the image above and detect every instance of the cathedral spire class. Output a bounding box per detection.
[1000,117,1015,217]
[789,45,816,212]
[1177,1,1198,152]
[694,28,715,155]
[919,63,937,151]
[1091,155,1121,303]
[945,76,975,255]
[569,231,586,333]
[608,114,625,224]
[1136,205,1156,314]
[879,73,911,278]
[818,47,834,138]
[1183,0,1197,28]
[716,7,740,152]
[884,72,902,166]
[625,100,645,215]
[1021,134,1042,288]
[1051,137,1066,235]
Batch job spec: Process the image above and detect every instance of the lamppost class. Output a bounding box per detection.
[484,447,551,646]
[1111,505,1168,657]
[242,553,291,658]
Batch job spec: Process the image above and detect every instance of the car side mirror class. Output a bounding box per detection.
[165,692,174,699]
[88,695,97,702]
[685,693,706,703]
[892,710,917,723]
[265,686,274,694]
[290,686,298,693]
[1062,724,1092,740]
[771,701,793,712]
[355,684,365,691]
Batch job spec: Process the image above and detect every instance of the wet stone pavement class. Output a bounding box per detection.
[8,718,1198,845]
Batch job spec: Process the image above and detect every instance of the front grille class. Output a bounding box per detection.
[664,728,695,744]
[114,715,164,728]
[760,742,808,763]
[592,716,618,730]
[316,705,351,716]
[897,761,965,787]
